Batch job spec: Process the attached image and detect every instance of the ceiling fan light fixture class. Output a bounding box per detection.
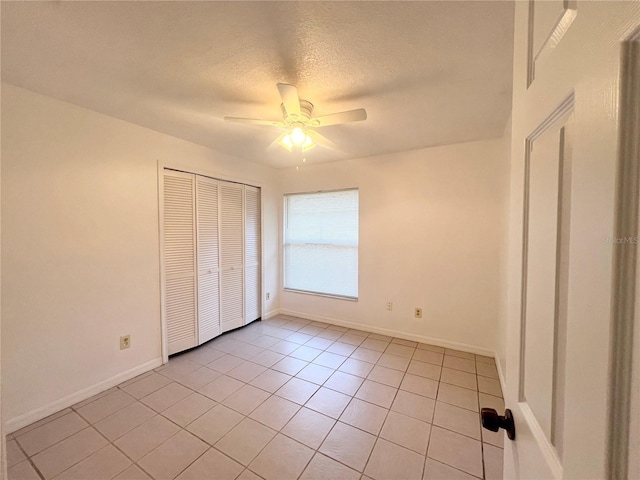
[302,135,315,151]
[225,83,367,156]
[290,127,306,145]
[279,129,315,152]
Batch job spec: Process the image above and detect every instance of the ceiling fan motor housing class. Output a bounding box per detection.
[281,99,314,126]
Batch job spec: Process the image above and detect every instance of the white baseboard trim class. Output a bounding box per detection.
[278,308,495,358]
[495,355,507,397]
[262,308,282,320]
[5,357,163,434]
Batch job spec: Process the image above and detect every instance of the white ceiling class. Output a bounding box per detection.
[1,1,514,168]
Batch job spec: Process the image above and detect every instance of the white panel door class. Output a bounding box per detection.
[219,181,244,332]
[163,170,197,354]
[520,108,573,469]
[196,176,220,344]
[244,185,261,324]
[505,3,640,479]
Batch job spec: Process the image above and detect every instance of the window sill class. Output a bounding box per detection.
[283,288,358,302]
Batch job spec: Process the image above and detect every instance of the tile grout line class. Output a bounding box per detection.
[423,357,443,478]
[44,422,131,480]
[10,436,46,480]
[359,371,402,478]
[12,411,86,459]
[157,439,210,480]
[89,392,211,480]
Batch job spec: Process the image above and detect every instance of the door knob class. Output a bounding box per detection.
[481,408,516,440]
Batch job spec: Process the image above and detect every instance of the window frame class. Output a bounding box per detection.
[283,188,359,301]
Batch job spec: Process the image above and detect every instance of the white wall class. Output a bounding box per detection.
[279,138,510,354]
[1,82,511,429]
[1,84,280,429]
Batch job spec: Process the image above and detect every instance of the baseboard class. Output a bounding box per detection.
[262,308,282,320]
[495,355,507,396]
[5,357,163,434]
[278,308,495,358]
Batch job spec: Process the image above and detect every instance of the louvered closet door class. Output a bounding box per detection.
[244,186,261,324]
[163,170,197,354]
[196,176,220,344]
[220,181,244,332]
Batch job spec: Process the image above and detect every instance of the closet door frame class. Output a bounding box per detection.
[158,160,264,363]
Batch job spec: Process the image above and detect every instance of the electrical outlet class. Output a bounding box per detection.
[387,301,393,311]
[266,292,271,300]
[120,335,131,350]
[414,308,423,318]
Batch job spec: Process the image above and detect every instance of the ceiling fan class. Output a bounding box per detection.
[224,83,367,153]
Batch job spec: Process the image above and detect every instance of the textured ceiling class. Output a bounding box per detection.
[1,1,514,168]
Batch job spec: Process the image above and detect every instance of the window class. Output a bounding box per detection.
[284,189,359,299]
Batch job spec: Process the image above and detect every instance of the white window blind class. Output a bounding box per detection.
[284,189,358,299]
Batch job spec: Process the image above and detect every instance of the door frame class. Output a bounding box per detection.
[157,159,264,363]
[608,28,640,480]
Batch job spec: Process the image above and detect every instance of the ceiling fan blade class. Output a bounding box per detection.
[307,130,339,151]
[224,116,284,127]
[267,132,288,150]
[311,108,367,127]
[277,83,301,117]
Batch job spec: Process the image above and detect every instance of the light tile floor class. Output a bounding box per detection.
[7,315,505,480]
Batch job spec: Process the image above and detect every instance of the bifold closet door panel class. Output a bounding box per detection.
[245,186,261,323]
[163,171,198,354]
[196,176,221,344]
[220,181,244,332]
